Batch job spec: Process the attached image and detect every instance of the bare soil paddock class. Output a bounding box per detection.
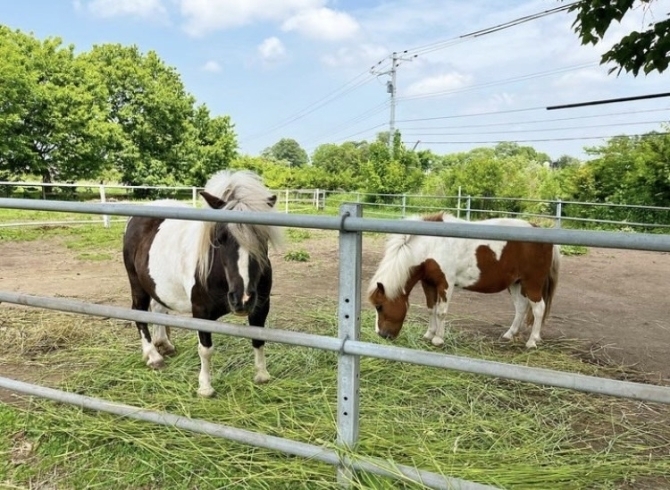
[1,230,669,383]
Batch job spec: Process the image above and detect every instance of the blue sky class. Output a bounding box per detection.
[2,0,669,161]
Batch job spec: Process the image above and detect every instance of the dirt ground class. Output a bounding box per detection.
[1,230,669,384]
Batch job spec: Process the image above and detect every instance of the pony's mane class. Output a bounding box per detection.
[367,213,446,300]
[197,170,283,283]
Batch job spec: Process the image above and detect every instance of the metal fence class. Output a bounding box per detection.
[2,180,670,231]
[1,198,670,489]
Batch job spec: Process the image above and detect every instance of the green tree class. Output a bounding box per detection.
[181,105,237,186]
[0,28,118,184]
[566,0,670,75]
[262,138,308,167]
[361,132,424,197]
[82,44,196,187]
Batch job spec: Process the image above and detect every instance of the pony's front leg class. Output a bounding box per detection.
[423,307,439,341]
[196,331,215,397]
[249,298,271,384]
[431,288,454,347]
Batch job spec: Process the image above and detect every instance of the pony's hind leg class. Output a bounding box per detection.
[150,300,176,357]
[525,299,546,349]
[196,330,215,398]
[502,283,528,341]
[132,293,164,369]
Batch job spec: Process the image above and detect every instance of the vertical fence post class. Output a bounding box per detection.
[555,199,562,228]
[98,185,110,228]
[336,203,362,486]
[192,187,198,207]
[466,196,472,221]
[284,190,290,214]
[401,194,407,217]
[457,186,462,218]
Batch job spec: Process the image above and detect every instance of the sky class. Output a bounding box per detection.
[1,0,669,162]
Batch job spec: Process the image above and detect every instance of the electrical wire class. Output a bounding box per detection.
[398,62,596,102]
[397,107,670,130]
[400,120,669,136]
[302,101,390,147]
[407,131,670,145]
[241,69,375,143]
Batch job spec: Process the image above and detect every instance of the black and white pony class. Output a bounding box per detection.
[122,170,282,397]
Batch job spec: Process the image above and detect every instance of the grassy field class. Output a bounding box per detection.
[0,213,667,489]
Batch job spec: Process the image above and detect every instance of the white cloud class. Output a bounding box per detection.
[202,60,222,72]
[83,0,166,20]
[178,0,324,36]
[281,8,360,41]
[258,37,287,63]
[321,43,388,68]
[405,72,472,97]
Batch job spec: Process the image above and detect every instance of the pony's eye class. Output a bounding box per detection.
[375,305,382,312]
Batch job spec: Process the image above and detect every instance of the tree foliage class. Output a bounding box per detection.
[262,138,308,168]
[566,0,670,75]
[0,27,237,188]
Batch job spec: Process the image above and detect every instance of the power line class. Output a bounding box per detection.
[367,2,580,154]
[404,2,579,57]
[397,106,545,123]
[302,102,390,147]
[547,92,670,110]
[241,70,375,143]
[398,62,595,102]
[397,107,670,130]
[408,132,670,145]
[400,120,669,136]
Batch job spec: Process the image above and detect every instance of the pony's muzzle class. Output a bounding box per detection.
[377,330,397,341]
[228,291,256,316]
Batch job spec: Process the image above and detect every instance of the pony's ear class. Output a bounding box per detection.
[376,282,385,294]
[199,191,226,209]
[267,194,277,207]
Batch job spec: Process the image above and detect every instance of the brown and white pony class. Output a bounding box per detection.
[368,213,560,349]
[122,170,282,397]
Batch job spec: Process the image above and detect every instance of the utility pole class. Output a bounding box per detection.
[370,50,416,158]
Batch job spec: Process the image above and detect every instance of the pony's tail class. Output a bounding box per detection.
[524,244,561,326]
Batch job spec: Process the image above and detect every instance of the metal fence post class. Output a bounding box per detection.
[98,185,110,228]
[466,196,472,221]
[457,186,462,218]
[402,194,407,217]
[192,187,198,207]
[555,199,562,228]
[337,203,362,486]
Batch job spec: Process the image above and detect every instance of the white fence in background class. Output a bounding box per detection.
[1,181,669,231]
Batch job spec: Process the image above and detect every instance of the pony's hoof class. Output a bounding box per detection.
[431,336,445,347]
[147,358,165,370]
[525,339,539,349]
[502,331,515,341]
[198,386,215,398]
[254,371,271,384]
[423,332,435,341]
[155,342,176,357]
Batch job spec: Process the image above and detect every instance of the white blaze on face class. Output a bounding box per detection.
[238,247,250,303]
[375,309,380,334]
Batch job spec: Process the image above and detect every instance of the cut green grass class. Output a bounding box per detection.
[560,245,588,256]
[284,249,311,262]
[1,305,669,490]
